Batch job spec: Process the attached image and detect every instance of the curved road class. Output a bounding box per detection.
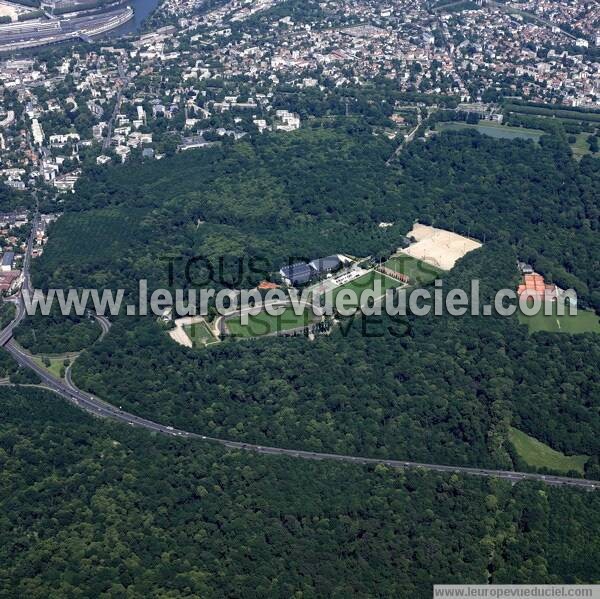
[4,341,600,490]
[1,225,598,490]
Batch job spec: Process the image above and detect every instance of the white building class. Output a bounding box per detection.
[31,119,44,146]
[49,132,80,146]
[274,110,301,132]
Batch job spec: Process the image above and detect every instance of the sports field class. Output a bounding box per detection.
[384,255,443,285]
[226,307,315,338]
[518,304,600,335]
[183,321,218,346]
[331,270,402,310]
[509,427,588,475]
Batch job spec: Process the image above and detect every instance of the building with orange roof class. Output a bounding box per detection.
[257,280,280,290]
[517,272,558,302]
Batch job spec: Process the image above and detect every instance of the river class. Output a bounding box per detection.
[105,0,162,37]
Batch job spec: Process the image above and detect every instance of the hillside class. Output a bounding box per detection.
[16,127,600,475]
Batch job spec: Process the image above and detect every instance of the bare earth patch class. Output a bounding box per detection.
[169,316,214,348]
[0,1,28,20]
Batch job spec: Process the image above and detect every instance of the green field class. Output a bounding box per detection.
[518,303,600,335]
[384,255,443,285]
[226,307,315,338]
[331,270,402,310]
[570,132,597,159]
[32,355,69,379]
[183,321,218,346]
[509,427,588,475]
[436,121,544,141]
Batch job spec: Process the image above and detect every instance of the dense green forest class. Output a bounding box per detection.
[31,127,600,307]
[0,301,15,330]
[16,126,600,475]
[31,127,405,295]
[15,309,101,354]
[396,133,600,309]
[0,183,29,213]
[71,241,600,473]
[0,349,41,384]
[1,386,599,597]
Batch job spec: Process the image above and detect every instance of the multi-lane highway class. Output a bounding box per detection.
[1,221,598,491]
[0,7,134,52]
[4,339,600,490]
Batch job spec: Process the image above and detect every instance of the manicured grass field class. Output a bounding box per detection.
[332,271,402,310]
[436,121,544,141]
[183,321,217,346]
[518,303,600,335]
[509,427,588,475]
[226,307,315,338]
[384,255,443,285]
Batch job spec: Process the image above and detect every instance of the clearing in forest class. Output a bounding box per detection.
[517,303,600,335]
[170,317,218,347]
[509,427,588,475]
[400,223,482,270]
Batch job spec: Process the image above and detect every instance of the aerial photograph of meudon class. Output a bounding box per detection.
[0,0,599,596]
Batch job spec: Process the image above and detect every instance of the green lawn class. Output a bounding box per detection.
[509,427,588,475]
[331,271,402,310]
[384,255,443,285]
[226,307,315,338]
[570,132,596,159]
[183,321,217,346]
[436,121,544,141]
[518,303,600,335]
[226,272,402,337]
[32,355,69,379]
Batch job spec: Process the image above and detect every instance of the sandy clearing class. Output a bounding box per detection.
[169,326,193,348]
[169,315,214,348]
[401,223,482,270]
